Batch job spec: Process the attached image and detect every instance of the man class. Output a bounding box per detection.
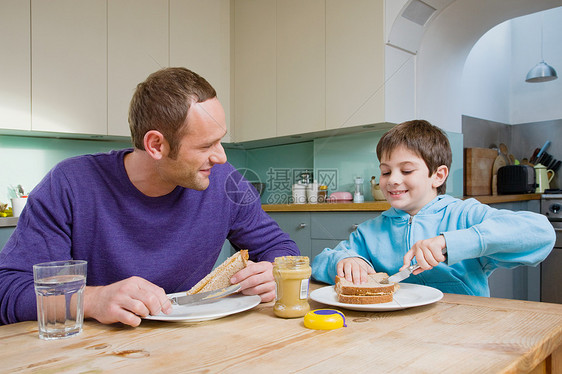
[0,67,299,327]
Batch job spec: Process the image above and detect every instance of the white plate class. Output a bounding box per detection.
[310,283,443,311]
[143,293,261,322]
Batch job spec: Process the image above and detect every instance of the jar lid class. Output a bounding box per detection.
[304,309,346,330]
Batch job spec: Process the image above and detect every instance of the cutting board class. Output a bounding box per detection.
[464,148,498,196]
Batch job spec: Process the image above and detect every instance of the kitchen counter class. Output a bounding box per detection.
[0,217,18,227]
[263,193,542,212]
[1,282,562,373]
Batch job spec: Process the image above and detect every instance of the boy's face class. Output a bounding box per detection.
[379,145,447,216]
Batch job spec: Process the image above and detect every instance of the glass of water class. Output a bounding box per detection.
[33,260,87,340]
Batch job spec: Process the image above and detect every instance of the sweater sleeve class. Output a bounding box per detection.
[0,165,75,325]
[224,171,299,262]
[442,199,555,269]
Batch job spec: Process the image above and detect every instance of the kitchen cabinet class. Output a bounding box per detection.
[2,0,230,139]
[233,0,385,142]
[232,0,276,142]
[325,0,384,130]
[0,0,30,131]
[170,0,231,142]
[276,0,325,137]
[0,225,16,252]
[108,0,169,137]
[31,0,107,135]
[269,212,312,258]
[268,211,378,260]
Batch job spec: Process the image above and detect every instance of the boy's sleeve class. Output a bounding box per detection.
[311,229,372,285]
[442,201,555,268]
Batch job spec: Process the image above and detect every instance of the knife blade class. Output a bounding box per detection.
[170,284,241,306]
[384,264,421,284]
[382,247,447,284]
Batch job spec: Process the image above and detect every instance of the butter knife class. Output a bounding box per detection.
[170,284,241,305]
[381,248,447,284]
[381,264,421,284]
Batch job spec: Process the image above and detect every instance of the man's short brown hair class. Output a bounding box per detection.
[128,67,217,158]
[376,120,452,195]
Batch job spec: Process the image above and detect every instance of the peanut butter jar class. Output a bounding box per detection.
[273,256,311,318]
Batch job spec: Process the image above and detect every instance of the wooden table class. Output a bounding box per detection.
[2,284,562,373]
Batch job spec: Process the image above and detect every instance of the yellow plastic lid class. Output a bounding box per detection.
[304,309,346,330]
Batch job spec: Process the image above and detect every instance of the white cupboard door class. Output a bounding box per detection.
[170,0,231,142]
[326,0,385,130]
[108,0,169,137]
[0,0,30,130]
[233,0,276,142]
[32,0,107,135]
[276,0,325,137]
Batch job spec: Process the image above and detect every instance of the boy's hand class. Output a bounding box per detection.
[402,235,447,275]
[337,257,376,285]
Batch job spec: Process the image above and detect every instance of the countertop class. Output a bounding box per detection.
[263,193,542,212]
[0,194,542,226]
[2,282,562,373]
[0,216,18,227]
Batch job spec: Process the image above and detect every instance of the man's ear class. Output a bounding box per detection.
[432,165,449,188]
[144,130,169,160]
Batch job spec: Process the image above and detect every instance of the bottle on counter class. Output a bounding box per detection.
[318,185,328,203]
[353,176,364,203]
[273,256,311,318]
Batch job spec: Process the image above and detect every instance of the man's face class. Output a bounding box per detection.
[159,98,227,191]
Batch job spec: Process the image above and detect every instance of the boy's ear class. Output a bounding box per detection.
[432,165,449,189]
[144,130,169,160]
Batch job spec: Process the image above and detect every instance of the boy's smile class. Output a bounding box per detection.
[379,145,448,216]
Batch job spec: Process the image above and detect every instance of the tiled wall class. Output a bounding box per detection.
[236,129,464,202]
[0,127,464,207]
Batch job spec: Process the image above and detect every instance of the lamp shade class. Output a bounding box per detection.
[526,61,558,83]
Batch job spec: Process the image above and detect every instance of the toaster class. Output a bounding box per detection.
[497,165,535,194]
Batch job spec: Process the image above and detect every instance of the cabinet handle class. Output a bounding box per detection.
[298,223,307,229]
[351,224,359,231]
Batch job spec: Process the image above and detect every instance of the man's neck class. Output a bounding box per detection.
[123,150,176,197]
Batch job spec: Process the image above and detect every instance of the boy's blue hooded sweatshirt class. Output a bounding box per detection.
[312,195,555,296]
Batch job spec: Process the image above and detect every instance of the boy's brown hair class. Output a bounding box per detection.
[376,120,452,195]
[128,67,217,159]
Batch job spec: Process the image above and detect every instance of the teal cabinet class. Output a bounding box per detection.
[268,211,379,260]
[0,226,16,252]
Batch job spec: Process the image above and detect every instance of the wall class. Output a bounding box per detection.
[413,0,562,132]
[462,7,562,125]
[0,135,132,203]
[461,22,512,124]
[313,130,464,199]
[511,8,562,124]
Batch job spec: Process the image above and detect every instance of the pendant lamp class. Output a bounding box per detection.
[526,20,557,83]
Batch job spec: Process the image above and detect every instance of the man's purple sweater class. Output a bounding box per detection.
[0,149,299,324]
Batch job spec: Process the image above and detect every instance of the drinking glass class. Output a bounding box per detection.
[33,260,87,340]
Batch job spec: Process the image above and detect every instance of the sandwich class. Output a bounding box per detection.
[335,273,399,304]
[187,250,249,294]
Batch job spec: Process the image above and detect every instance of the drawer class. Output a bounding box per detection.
[310,212,379,240]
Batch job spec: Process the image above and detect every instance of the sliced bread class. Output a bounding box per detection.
[335,273,399,304]
[187,250,249,294]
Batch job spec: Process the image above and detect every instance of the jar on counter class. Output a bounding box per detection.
[317,185,328,203]
[273,256,311,318]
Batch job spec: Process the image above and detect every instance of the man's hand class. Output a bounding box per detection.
[336,257,375,285]
[402,235,447,275]
[230,260,275,302]
[84,276,173,327]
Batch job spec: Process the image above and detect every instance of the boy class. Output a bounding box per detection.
[311,120,555,296]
